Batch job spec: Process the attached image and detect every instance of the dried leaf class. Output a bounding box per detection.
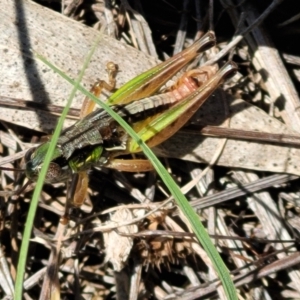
[103,208,138,271]
[0,0,158,132]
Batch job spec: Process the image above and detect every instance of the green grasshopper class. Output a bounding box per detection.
[23,31,236,210]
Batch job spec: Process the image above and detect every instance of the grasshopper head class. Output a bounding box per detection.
[25,142,72,183]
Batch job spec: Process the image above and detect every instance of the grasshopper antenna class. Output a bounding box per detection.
[0,166,25,172]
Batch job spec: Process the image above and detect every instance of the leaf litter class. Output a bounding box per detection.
[1,0,300,299]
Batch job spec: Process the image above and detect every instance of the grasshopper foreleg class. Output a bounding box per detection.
[64,62,118,219]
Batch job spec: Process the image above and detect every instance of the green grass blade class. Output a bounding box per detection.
[36,52,237,299]
[14,34,103,299]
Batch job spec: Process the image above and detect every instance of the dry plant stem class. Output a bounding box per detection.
[194,169,216,286]
[114,228,296,243]
[234,252,300,289]
[183,266,201,292]
[0,150,28,166]
[208,0,214,31]
[216,211,264,296]
[173,0,189,55]
[234,171,300,292]
[204,172,225,298]
[198,126,300,146]
[78,200,174,238]
[217,211,254,270]
[194,0,205,38]
[1,123,27,151]
[0,95,80,120]
[239,1,300,131]
[131,0,158,57]
[62,0,78,16]
[128,259,143,300]
[0,246,14,297]
[204,202,226,299]
[103,0,118,37]
[144,171,156,202]
[222,0,300,131]
[121,0,157,57]
[115,267,130,300]
[191,173,298,209]
[278,12,300,27]
[205,0,284,66]
[23,267,47,291]
[283,53,300,66]
[173,251,300,300]
[39,221,68,299]
[153,286,168,299]
[113,172,149,203]
[73,258,81,296]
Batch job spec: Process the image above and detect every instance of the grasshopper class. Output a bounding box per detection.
[23,31,236,212]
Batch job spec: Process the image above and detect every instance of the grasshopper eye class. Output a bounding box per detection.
[25,148,39,181]
[25,147,62,182]
[24,147,37,163]
[45,162,63,182]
